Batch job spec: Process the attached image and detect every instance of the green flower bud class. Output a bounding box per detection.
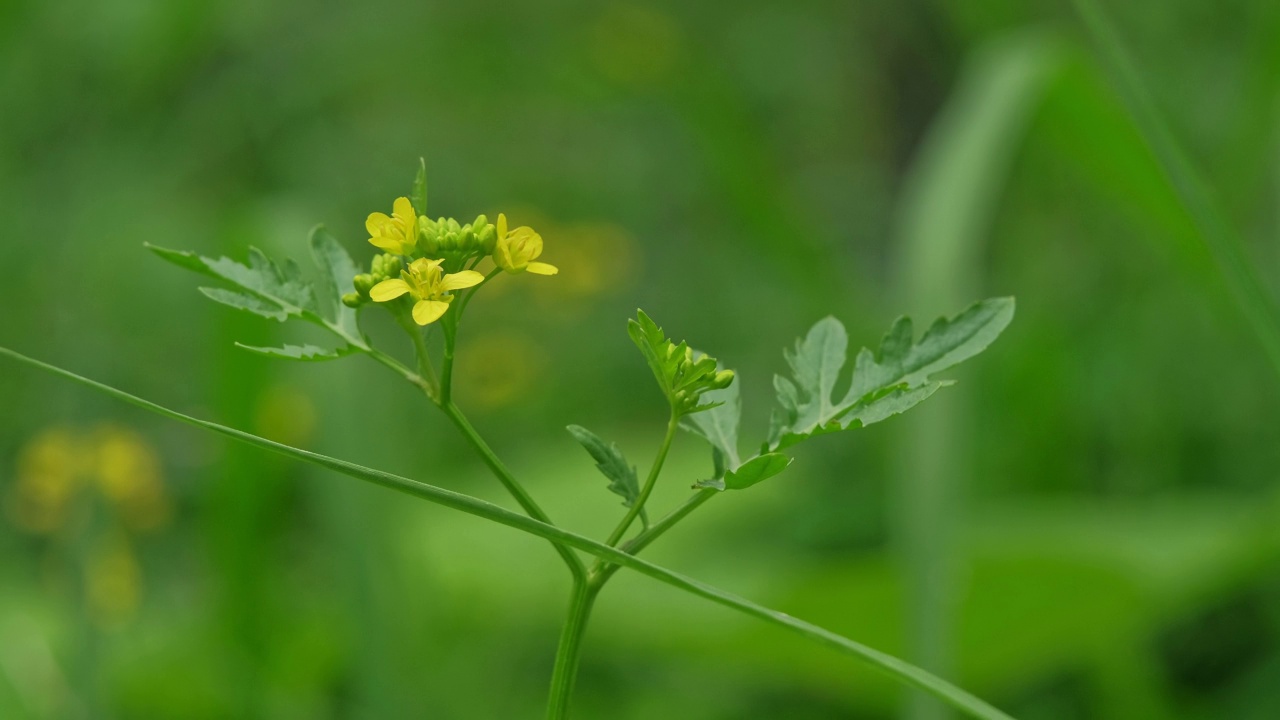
[418,216,440,254]
[712,369,735,389]
[353,273,376,295]
[341,292,364,308]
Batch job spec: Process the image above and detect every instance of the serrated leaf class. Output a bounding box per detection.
[411,157,428,215]
[235,343,353,361]
[147,243,317,320]
[681,373,742,472]
[198,287,289,322]
[309,225,361,336]
[567,425,647,526]
[769,297,1015,449]
[628,309,680,393]
[844,297,1016,402]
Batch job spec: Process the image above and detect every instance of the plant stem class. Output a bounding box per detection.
[545,574,602,719]
[593,488,717,583]
[442,401,586,579]
[1,344,1017,720]
[604,411,680,548]
[439,314,457,405]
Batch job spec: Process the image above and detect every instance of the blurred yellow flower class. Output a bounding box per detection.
[494,213,558,276]
[370,257,485,325]
[86,534,141,628]
[455,331,547,409]
[6,424,171,535]
[366,196,419,256]
[92,426,171,532]
[8,428,81,533]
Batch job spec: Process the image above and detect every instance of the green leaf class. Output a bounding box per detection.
[411,157,428,215]
[697,452,793,491]
[146,243,317,320]
[769,297,1015,450]
[0,343,1016,720]
[628,309,680,394]
[725,453,792,490]
[309,225,361,336]
[566,425,647,527]
[235,343,353,361]
[198,287,288,322]
[680,373,742,471]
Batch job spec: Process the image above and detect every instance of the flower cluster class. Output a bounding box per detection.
[345,195,558,325]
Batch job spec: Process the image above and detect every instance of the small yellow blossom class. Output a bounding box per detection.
[366,197,419,255]
[493,213,558,276]
[369,258,484,325]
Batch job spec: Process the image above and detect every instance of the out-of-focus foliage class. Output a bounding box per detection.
[3,1,1280,719]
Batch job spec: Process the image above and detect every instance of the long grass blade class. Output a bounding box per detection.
[1073,0,1280,377]
[0,345,1016,720]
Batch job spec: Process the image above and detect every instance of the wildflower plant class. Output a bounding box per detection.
[1,160,1018,720]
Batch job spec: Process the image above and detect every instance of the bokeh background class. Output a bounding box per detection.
[4,1,1280,718]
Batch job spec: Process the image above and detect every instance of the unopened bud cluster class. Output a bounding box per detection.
[669,345,735,414]
[343,253,404,308]
[419,215,496,256]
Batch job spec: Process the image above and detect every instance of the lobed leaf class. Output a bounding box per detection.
[566,425,647,527]
[147,243,317,320]
[769,297,1015,450]
[198,287,289,322]
[235,343,354,362]
[309,225,362,337]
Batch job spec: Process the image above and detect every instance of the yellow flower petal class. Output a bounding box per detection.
[497,213,508,239]
[368,235,404,253]
[440,270,485,291]
[366,212,391,236]
[413,299,451,325]
[526,262,558,276]
[370,278,411,302]
[410,257,445,273]
[393,196,415,220]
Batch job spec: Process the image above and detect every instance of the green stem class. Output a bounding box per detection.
[0,345,1015,720]
[545,575,602,719]
[392,313,440,401]
[604,412,680,548]
[593,489,717,583]
[442,401,586,580]
[439,314,457,405]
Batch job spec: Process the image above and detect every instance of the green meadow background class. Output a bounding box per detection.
[3,1,1280,718]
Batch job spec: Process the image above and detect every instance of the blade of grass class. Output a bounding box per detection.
[1073,0,1280,378]
[892,33,1061,720]
[0,344,1016,720]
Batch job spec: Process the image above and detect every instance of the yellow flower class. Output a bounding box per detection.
[369,258,484,325]
[493,213,558,275]
[366,197,418,255]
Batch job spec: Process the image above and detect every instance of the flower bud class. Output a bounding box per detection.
[712,369,735,389]
[418,216,440,254]
[353,273,376,295]
[341,292,364,308]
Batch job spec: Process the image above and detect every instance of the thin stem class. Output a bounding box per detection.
[439,313,457,405]
[593,489,717,584]
[604,411,680,548]
[442,401,587,580]
[392,313,440,401]
[364,346,432,395]
[0,345,1016,720]
[545,575,602,719]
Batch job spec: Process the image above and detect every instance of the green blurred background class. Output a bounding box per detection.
[4,1,1280,718]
